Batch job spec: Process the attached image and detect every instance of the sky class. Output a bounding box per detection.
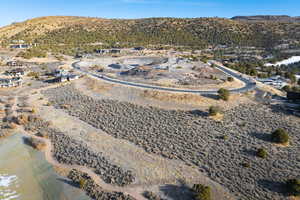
[0,0,299,26]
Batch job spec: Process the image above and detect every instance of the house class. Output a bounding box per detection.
[11,40,25,44]
[0,77,23,88]
[134,47,145,51]
[10,44,30,49]
[53,69,68,77]
[54,74,79,82]
[95,49,110,54]
[7,61,23,67]
[75,54,83,58]
[55,76,68,82]
[5,68,25,77]
[95,49,121,54]
[110,49,121,54]
[68,74,79,81]
[154,65,169,70]
[257,76,288,89]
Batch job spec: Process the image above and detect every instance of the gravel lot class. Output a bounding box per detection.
[43,85,300,200]
[24,116,135,186]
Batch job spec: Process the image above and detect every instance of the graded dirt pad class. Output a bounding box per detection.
[42,85,300,200]
[85,78,113,93]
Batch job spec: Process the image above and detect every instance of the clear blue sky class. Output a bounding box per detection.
[0,0,299,26]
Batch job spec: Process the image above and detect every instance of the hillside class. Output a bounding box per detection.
[1,16,300,54]
[232,15,300,22]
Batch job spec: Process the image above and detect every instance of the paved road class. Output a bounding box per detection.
[72,61,256,95]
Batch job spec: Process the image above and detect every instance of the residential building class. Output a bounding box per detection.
[0,77,23,88]
[53,74,79,83]
[256,75,288,89]
[10,44,30,49]
[5,68,25,77]
[7,61,23,67]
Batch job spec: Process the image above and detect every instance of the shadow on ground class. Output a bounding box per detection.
[250,132,272,143]
[242,149,257,157]
[159,182,194,200]
[57,178,79,188]
[257,179,287,196]
[188,109,208,117]
[269,104,300,118]
[201,94,219,100]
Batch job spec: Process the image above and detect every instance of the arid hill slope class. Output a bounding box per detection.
[1,16,300,49]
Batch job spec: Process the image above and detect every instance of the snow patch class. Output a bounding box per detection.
[265,56,300,67]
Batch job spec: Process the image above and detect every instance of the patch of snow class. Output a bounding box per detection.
[265,56,300,67]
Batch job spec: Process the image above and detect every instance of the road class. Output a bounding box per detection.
[72,61,256,95]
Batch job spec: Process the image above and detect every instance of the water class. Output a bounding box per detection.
[0,134,91,200]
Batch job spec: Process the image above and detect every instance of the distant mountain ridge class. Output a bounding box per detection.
[232,15,300,22]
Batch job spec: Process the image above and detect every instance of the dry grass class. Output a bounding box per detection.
[209,113,224,121]
[53,166,70,177]
[85,78,112,93]
[141,90,252,110]
[142,90,204,103]
[290,196,300,200]
[155,79,177,87]
[274,142,290,147]
[89,65,104,71]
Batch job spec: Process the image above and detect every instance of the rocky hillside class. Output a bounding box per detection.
[1,16,300,53]
[232,15,300,22]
